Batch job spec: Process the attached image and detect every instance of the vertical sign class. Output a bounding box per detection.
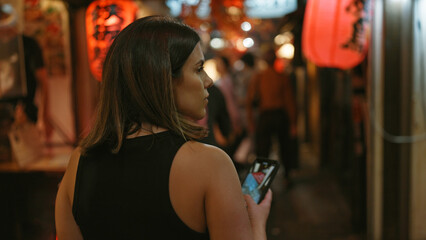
[86,0,137,81]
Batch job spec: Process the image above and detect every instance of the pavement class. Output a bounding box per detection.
[239,142,365,240]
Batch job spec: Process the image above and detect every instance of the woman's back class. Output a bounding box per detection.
[57,129,261,239]
[73,131,209,239]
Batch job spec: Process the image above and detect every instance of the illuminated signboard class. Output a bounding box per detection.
[244,0,297,19]
[166,0,296,20]
[166,0,211,19]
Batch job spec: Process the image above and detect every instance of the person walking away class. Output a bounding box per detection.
[246,48,297,187]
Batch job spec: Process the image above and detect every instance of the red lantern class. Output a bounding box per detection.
[302,0,371,69]
[86,0,137,81]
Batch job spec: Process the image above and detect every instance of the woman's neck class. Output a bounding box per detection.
[126,123,168,139]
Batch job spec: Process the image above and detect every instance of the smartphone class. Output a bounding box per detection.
[241,158,280,204]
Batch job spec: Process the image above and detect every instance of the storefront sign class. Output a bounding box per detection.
[86,0,137,81]
[244,0,297,19]
[167,0,211,19]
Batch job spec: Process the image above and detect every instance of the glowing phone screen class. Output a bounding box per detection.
[241,159,279,203]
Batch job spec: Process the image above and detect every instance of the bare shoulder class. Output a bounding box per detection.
[65,147,82,179]
[61,147,82,204]
[55,147,84,239]
[173,141,239,192]
[68,147,82,169]
[176,143,252,239]
[179,141,230,159]
[177,141,234,170]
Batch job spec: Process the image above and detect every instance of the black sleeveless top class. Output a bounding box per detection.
[72,131,210,239]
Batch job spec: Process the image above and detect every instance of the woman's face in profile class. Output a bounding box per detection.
[174,42,213,120]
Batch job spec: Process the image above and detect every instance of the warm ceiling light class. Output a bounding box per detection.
[210,37,225,49]
[235,38,247,52]
[227,6,241,16]
[204,59,219,82]
[274,32,293,45]
[243,37,254,48]
[277,43,294,59]
[200,22,210,31]
[241,21,251,31]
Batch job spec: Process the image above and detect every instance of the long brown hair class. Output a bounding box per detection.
[80,16,207,154]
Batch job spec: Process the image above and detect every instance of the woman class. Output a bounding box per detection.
[55,16,272,240]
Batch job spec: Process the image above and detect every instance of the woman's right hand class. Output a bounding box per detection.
[244,189,273,240]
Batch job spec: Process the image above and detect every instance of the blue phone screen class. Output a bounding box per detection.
[242,160,278,203]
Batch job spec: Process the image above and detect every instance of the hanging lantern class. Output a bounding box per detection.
[86,0,137,81]
[302,0,371,69]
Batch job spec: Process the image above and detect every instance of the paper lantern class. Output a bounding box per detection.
[302,0,371,69]
[86,0,137,81]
